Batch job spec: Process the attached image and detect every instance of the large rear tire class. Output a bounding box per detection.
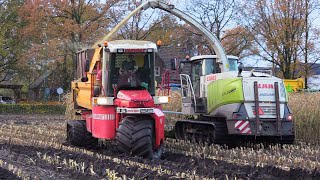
[67,120,98,149]
[116,116,159,159]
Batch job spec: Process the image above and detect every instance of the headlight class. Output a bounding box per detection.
[154,96,169,104]
[95,97,114,105]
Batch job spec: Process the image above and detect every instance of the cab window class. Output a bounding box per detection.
[228,58,238,71]
[203,58,217,75]
[107,53,155,96]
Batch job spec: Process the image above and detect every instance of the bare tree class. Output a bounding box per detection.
[301,0,320,88]
[109,0,166,40]
[186,0,235,41]
[222,26,257,58]
[241,0,318,79]
[182,0,239,55]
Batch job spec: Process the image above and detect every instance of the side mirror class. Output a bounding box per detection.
[171,58,178,70]
[81,77,88,82]
[238,62,243,77]
[85,59,90,72]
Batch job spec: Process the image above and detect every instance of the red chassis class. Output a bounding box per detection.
[82,89,165,149]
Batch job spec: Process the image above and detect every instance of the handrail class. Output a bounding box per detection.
[180,74,196,107]
[158,69,170,96]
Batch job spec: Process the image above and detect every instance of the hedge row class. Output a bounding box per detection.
[0,104,66,114]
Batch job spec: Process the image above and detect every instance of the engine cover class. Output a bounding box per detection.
[114,90,154,107]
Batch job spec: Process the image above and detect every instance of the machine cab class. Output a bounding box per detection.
[179,55,239,114]
[189,55,221,97]
[102,40,157,97]
[227,55,239,71]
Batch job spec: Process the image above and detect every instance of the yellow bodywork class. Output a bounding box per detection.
[72,47,102,110]
[284,78,305,92]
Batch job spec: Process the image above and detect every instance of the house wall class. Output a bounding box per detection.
[308,75,320,90]
[155,54,166,85]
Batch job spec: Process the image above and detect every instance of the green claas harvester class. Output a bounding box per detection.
[174,54,295,145]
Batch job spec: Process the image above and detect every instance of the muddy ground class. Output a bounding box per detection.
[0,114,319,179]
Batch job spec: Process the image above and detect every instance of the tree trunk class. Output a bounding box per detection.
[62,52,69,90]
[304,0,309,89]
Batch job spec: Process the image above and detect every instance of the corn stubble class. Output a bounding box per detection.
[0,120,212,179]
[288,92,320,144]
[1,120,320,179]
[5,91,314,178]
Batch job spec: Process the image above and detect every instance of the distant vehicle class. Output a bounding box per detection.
[0,96,16,104]
[284,78,304,92]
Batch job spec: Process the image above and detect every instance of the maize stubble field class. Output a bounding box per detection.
[0,93,319,179]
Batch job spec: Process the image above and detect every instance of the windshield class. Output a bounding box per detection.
[203,58,217,75]
[108,53,155,96]
[228,58,238,71]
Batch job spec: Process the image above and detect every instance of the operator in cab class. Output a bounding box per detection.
[118,54,139,87]
[119,54,138,74]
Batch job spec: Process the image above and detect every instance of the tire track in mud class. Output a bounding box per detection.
[0,143,178,179]
[0,146,93,180]
[1,115,320,179]
[0,167,20,180]
[96,141,320,179]
[6,121,319,176]
[165,138,320,172]
[1,139,319,180]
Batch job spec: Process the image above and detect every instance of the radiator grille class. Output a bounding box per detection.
[252,105,276,116]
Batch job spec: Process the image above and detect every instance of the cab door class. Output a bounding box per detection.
[191,60,202,97]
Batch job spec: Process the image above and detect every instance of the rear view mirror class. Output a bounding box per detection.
[216,63,221,73]
[85,59,90,72]
[171,57,178,70]
[81,77,88,82]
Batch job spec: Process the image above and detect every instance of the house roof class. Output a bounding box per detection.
[29,70,52,89]
[0,84,23,89]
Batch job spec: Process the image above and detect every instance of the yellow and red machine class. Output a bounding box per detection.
[68,40,169,159]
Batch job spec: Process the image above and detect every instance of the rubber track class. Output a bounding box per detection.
[175,117,238,146]
[67,120,98,149]
[211,119,237,145]
[115,116,154,159]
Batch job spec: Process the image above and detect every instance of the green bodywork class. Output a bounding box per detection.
[207,78,244,114]
[285,84,294,92]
